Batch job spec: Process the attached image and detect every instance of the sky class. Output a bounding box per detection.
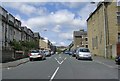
[1,1,99,46]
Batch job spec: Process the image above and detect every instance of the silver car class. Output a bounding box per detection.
[29,50,46,61]
[76,47,92,60]
[44,50,51,57]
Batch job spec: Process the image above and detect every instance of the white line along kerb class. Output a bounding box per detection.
[50,67,59,81]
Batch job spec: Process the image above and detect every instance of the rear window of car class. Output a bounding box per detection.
[80,49,90,52]
[31,50,39,53]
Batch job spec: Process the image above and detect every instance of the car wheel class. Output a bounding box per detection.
[90,59,93,61]
[29,58,33,61]
[44,57,46,60]
[76,56,77,59]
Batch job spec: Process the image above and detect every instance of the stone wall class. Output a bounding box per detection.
[2,50,14,63]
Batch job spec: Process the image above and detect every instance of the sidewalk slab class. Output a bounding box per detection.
[2,58,29,68]
[93,56,120,69]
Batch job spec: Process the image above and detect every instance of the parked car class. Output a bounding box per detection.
[28,50,46,61]
[44,50,51,56]
[64,50,70,54]
[69,50,73,55]
[50,51,54,55]
[71,49,77,57]
[115,56,120,64]
[76,47,92,60]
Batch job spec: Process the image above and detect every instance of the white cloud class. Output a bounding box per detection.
[50,9,74,24]
[2,2,48,16]
[52,25,61,33]
[59,42,65,46]
[26,16,49,28]
[51,41,57,45]
[78,3,97,20]
[20,4,37,16]
[59,32,73,40]
[1,0,106,2]
[26,9,84,29]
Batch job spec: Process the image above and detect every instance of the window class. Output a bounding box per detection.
[118,33,120,43]
[86,45,88,48]
[92,38,94,50]
[85,38,88,41]
[117,0,120,6]
[117,16,120,25]
[96,36,98,49]
[117,12,120,16]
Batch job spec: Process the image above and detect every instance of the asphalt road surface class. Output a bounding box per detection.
[2,54,120,81]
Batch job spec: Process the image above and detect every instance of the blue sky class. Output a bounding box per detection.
[1,2,98,46]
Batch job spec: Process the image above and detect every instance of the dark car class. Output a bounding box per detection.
[64,50,70,54]
[71,49,77,57]
[115,56,120,64]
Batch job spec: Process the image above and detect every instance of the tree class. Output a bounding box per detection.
[9,39,22,51]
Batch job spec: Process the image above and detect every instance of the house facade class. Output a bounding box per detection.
[73,29,88,49]
[87,1,120,58]
[0,6,38,62]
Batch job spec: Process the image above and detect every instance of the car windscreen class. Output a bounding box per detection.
[80,49,90,52]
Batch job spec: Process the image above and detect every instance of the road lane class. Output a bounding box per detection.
[2,54,119,80]
[2,54,59,79]
[54,54,118,79]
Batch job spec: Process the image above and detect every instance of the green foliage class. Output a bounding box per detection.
[10,40,37,51]
[56,48,62,54]
[10,39,22,51]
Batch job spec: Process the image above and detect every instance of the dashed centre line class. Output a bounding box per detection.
[49,67,59,81]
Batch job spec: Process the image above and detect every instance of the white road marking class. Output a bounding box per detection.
[54,57,67,65]
[7,67,11,70]
[94,60,114,68]
[55,58,60,64]
[49,67,59,81]
[59,58,66,65]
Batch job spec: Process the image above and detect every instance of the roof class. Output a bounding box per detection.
[87,2,110,21]
[34,32,40,38]
[74,31,87,37]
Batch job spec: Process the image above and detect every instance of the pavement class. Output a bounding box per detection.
[93,56,120,70]
[2,58,29,68]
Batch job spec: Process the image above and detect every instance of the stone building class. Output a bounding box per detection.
[87,1,120,58]
[73,29,88,49]
[34,32,40,49]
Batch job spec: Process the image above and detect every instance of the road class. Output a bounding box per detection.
[2,54,120,81]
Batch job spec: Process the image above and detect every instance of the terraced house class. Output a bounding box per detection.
[0,6,39,62]
[87,1,120,58]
